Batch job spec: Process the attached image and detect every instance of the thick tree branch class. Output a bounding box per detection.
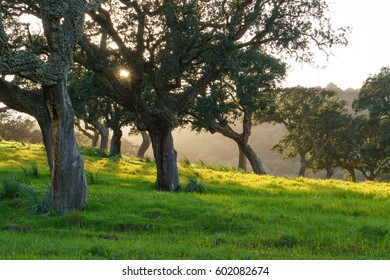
[0,77,44,118]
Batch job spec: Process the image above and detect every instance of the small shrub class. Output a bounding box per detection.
[20,161,39,179]
[109,154,121,161]
[181,157,191,168]
[1,177,24,199]
[183,177,207,193]
[79,146,107,158]
[22,186,46,214]
[86,170,101,185]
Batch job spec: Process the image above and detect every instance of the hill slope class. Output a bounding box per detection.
[0,141,389,259]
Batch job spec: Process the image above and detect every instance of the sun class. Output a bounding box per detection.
[119,69,130,78]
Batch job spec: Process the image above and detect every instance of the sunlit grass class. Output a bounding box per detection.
[0,140,389,259]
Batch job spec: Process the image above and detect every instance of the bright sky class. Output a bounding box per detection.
[285,0,390,90]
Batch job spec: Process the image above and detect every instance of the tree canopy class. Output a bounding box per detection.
[76,0,348,190]
[269,86,350,177]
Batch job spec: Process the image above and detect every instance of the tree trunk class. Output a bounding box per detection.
[324,165,334,179]
[149,128,180,191]
[42,80,87,214]
[91,133,99,147]
[298,156,308,177]
[37,118,53,174]
[109,128,122,157]
[75,119,100,147]
[238,145,247,171]
[94,121,109,151]
[346,167,357,183]
[137,131,151,158]
[239,143,266,175]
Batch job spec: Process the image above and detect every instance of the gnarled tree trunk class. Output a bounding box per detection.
[149,128,179,191]
[109,127,122,156]
[75,119,100,147]
[137,131,151,158]
[43,80,87,214]
[94,121,109,151]
[238,142,266,175]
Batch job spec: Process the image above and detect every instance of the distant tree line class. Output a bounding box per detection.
[265,71,390,181]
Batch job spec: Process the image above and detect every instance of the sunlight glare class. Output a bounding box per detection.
[119,69,130,78]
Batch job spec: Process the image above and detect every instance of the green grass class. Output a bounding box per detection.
[0,140,389,260]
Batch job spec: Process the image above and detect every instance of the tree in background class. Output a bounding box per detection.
[189,50,286,174]
[0,109,42,143]
[353,117,390,180]
[69,70,110,151]
[352,68,390,180]
[270,87,349,177]
[74,119,100,148]
[136,131,151,159]
[354,67,390,120]
[68,69,135,156]
[77,0,348,190]
[308,113,358,180]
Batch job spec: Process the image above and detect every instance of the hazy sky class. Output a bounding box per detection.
[285,0,390,90]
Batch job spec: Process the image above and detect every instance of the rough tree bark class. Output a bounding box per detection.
[149,128,179,191]
[0,78,87,212]
[137,131,151,158]
[43,80,87,213]
[109,127,122,156]
[0,0,105,213]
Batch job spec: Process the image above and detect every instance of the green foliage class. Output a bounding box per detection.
[181,157,191,168]
[350,68,390,180]
[182,177,207,193]
[109,154,122,161]
[79,146,107,158]
[353,67,390,119]
[85,170,101,185]
[190,49,286,133]
[0,177,24,199]
[20,161,39,179]
[68,69,136,142]
[269,86,350,177]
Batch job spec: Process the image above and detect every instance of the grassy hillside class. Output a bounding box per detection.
[0,140,389,260]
